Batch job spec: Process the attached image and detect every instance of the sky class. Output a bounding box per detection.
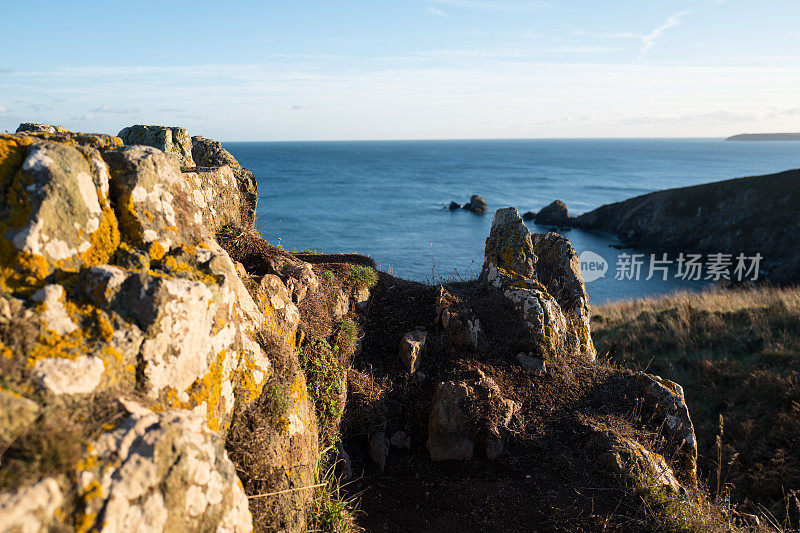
[2,0,800,141]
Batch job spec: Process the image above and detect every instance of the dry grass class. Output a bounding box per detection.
[593,284,800,529]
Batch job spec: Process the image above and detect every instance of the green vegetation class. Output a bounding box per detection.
[298,339,346,441]
[593,286,800,528]
[335,319,358,355]
[321,270,335,283]
[299,248,320,255]
[307,445,360,533]
[348,265,378,289]
[261,383,290,423]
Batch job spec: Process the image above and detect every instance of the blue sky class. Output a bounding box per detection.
[2,0,799,140]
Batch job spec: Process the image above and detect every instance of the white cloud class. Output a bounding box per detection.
[639,11,691,60]
[431,0,547,11]
[0,105,7,114]
[621,110,756,125]
[426,6,450,17]
[291,104,309,110]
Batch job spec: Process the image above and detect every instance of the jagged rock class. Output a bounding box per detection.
[191,135,241,168]
[480,207,537,284]
[479,208,595,360]
[531,232,595,359]
[463,194,487,214]
[535,200,571,226]
[522,210,536,221]
[0,478,64,532]
[76,399,252,532]
[0,389,39,447]
[370,431,390,471]
[332,289,349,320]
[261,253,319,304]
[399,330,427,373]
[16,123,69,134]
[593,424,683,494]
[637,372,698,484]
[448,201,461,210]
[516,352,546,374]
[118,125,195,167]
[427,371,516,461]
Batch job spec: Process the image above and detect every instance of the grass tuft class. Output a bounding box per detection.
[308,445,361,533]
[348,265,378,289]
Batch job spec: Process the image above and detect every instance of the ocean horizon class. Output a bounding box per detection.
[225,137,800,304]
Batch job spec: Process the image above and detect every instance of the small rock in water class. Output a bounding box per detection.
[522,211,536,221]
[448,201,462,210]
[463,194,487,214]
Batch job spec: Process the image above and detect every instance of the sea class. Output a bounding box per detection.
[224,139,799,305]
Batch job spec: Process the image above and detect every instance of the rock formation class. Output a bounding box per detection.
[534,199,571,226]
[561,168,800,283]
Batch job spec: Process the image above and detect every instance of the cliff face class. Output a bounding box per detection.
[571,168,800,282]
[0,125,728,532]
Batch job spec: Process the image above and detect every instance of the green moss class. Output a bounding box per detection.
[320,270,335,283]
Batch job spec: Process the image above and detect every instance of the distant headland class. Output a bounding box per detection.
[725,132,800,141]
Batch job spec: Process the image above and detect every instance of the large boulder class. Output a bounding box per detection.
[535,200,571,226]
[427,371,517,461]
[118,125,195,167]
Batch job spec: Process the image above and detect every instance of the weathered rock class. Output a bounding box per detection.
[191,135,241,168]
[0,478,64,532]
[480,207,537,284]
[255,274,301,346]
[335,442,353,481]
[463,194,487,214]
[516,352,546,374]
[637,372,698,484]
[16,123,69,134]
[593,424,683,494]
[427,371,516,461]
[0,389,39,447]
[118,125,195,167]
[521,210,536,221]
[479,208,595,360]
[535,200,571,226]
[33,355,105,395]
[398,329,427,373]
[448,201,462,210]
[354,285,370,310]
[77,399,252,532]
[2,140,118,275]
[532,232,595,359]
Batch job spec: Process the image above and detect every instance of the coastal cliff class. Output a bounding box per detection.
[0,124,738,532]
[565,169,800,282]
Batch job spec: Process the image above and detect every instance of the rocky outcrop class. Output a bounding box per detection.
[191,136,241,168]
[15,123,69,134]
[534,199,571,226]
[566,168,800,283]
[117,125,195,167]
[479,207,594,360]
[0,124,323,532]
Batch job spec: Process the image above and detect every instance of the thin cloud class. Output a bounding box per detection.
[0,106,7,114]
[291,104,309,110]
[431,0,547,11]
[90,105,138,114]
[620,110,755,125]
[639,11,691,60]
[426,6,450,17]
